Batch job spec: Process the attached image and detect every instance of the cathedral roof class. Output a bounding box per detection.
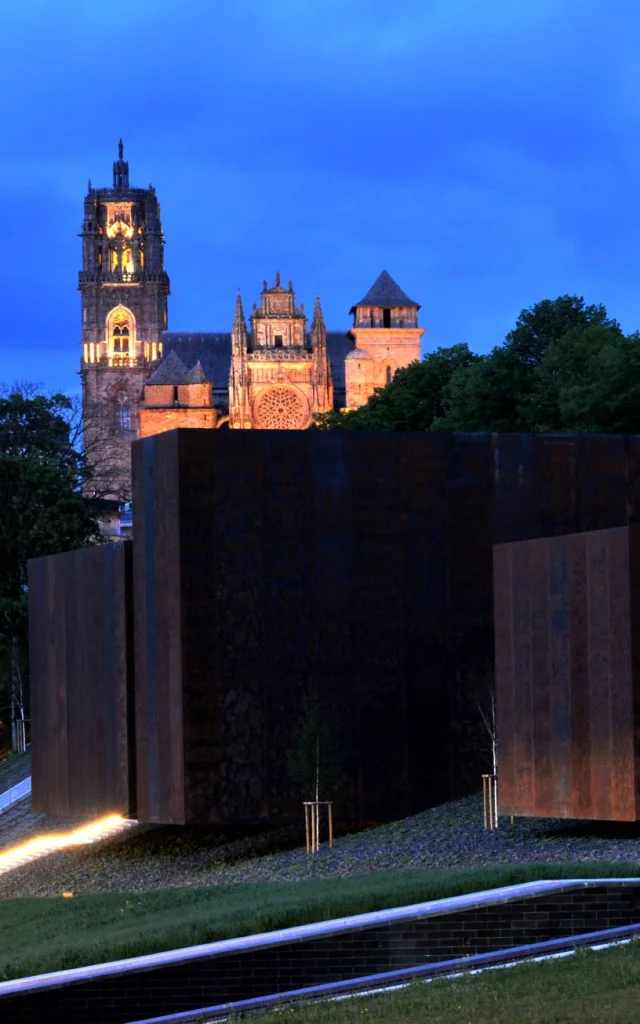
[350,270,420,312]
[146,348,191,385]
[161,331,354,401]
[162,334,233,388]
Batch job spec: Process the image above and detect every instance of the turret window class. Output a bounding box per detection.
[383,308,391,328]
[274,334,283,348]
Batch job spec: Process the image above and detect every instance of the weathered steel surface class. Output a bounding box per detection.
[130,430,640,825]
[495,526,640,821]
[28,542,135,817]
[28,430,640,824]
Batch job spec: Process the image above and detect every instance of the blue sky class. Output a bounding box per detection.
[2,0,640,394]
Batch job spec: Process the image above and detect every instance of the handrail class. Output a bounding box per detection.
[0,776,31,814]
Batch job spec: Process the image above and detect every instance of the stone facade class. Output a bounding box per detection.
[80,145,426,509]
[229,274,333,430]
[345,271,425,409]
[138,352,227,437]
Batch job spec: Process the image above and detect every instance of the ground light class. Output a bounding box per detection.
[0,814,136,875]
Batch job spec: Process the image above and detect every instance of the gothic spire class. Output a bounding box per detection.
[113,139,129,189]
[311,294,325,330]
[233,290,246,330]
[232,291,249,351]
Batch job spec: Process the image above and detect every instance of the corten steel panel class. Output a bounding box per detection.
[132,430,640,825]
[576,435,628,533]
[28,542,135,817]
[533,436,579,537]
[131,431,184,824]
[494,527,640,821]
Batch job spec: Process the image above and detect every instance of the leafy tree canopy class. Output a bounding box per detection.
[0,388,101,650]
[314,344,479,432]
[317,295,637,436]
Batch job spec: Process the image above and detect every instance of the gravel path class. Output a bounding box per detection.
[2,793,640,898]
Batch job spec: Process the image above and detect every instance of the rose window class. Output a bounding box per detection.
[255,387,308,429]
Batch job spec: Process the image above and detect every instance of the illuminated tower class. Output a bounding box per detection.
[79,140,170,501]
[345,270,424,409]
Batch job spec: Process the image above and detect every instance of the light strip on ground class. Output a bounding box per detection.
[0,815,136,876]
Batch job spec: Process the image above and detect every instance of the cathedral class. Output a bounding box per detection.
[81,144,426,518]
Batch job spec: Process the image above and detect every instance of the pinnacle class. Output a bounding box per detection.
[312,294,325,326]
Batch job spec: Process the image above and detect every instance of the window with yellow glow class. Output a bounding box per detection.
[113,325,130,354]
[107,307,135,363]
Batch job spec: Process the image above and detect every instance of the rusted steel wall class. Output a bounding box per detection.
[494,526,640,821]
[28,542,135,817]
[130,430,640,825]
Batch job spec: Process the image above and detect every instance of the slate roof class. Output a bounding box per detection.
[161,331,353,405]
[350,270,420,312]
[146,348,191,384]
[162,334,232,389]
[187,360,209,384]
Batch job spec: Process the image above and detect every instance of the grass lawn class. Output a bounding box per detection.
[241,940,640,1023]
[2,861,640,983]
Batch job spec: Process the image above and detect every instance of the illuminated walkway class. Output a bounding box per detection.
[0,807,137,876]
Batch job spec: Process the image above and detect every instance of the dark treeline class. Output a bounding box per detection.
[0,387,102,751]
[314,295,640,434]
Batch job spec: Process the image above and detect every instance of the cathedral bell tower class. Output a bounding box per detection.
[79,141,170,502]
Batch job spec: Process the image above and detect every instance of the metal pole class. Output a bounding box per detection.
[493,774,498,829]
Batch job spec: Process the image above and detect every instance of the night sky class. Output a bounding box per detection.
[3,0,639,395]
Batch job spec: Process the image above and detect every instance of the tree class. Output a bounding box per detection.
[0,387,102,752]
[287,685,344,803]
[433,345,526,431]
[435,296,622,433]
[523,323,628,432]
[502,294,619,371]
[546,332,640,434]
[314,345,480,431]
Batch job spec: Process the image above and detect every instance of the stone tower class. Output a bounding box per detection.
[228,273,333,429]
[345,270,425,409]
[80,141,170,501]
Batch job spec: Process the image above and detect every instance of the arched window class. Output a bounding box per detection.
[115,394,131,435]
[113,324,130,354]
[386,365,393,385]
[107,306,136,365]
